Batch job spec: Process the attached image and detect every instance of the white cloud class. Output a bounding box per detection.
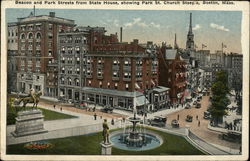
[210,23,229,32]
[150,22,161,29]
[193,24,201,30]
[124,18,160,29]
[113,19,119,27]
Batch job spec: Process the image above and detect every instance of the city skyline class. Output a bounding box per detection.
[6,9,242,53]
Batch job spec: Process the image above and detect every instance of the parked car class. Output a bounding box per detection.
[193,101,197,106]
[148,116,167,127]
[219,130,241,143]
[186,115,193,122]
[171,119,179,128]
[203,111,211,119]
[101,106,113,113]
[195,103,201,108]
[185,103,191,109]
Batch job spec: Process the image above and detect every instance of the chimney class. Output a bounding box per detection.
[49,12,55,17]
[133,39,139,44]
[120,27,122,42]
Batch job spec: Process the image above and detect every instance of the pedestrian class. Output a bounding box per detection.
[198,120,200,127]
[177,114,179,120]
[60,107,62,111]
[196,115,198,120]
[93,107,96,112]
[94,113,97,120]
[123,117,125,122]
[111,118,114,125]
[100,115,102,119]
[53,104,56,109]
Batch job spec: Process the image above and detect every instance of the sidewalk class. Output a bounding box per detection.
[6,103,122,145]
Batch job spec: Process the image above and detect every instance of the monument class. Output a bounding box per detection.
[11,90,48,137]
[100,119,112,155]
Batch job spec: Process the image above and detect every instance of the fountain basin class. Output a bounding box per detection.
[110,130,163,151]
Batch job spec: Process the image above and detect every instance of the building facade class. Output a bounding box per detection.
[15,12,75,95]
[7,22,18,93]
[158,46,186,103]
[83,39,169,112]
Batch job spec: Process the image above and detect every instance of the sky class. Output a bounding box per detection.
[6,9,242,53]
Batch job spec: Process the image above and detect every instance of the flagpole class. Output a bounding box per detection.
[222,43,223,53]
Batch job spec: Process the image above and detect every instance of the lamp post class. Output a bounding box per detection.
[143,89,148,123]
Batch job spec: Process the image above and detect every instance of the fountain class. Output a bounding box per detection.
[110,108,163,151]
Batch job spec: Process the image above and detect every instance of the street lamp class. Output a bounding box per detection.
[143,89,148,123]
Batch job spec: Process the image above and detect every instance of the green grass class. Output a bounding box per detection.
[7,106,77,125]
[7,128,206,155]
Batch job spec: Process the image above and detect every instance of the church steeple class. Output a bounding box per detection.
[174,33,178,49]
[186,13,195,50]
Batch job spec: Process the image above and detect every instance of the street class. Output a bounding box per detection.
[165,95,241,150]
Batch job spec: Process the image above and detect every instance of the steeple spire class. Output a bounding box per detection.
[186,13,195,50]
[174,33,178,49]
[189,13,192,33]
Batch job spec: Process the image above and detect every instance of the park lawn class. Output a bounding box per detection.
[7,106,77,125]
[7,128,206,155]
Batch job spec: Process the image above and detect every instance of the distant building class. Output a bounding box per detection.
[7,22,18,93]
[158,46,186,103]
[15,12,75,95]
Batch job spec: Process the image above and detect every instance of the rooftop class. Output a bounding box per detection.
[17,12,75,26]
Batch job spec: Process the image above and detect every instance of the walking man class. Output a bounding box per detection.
[53,104,56,109]
[198,120,200,127]
[94,113,97,120]
[196,115,198,120]
[177,114,180,120]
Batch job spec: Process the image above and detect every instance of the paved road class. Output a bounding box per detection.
[165,95,241,152]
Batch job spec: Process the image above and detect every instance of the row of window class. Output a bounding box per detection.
[60,77,80,86]
[87,80,130,91]
[60,37,87,44]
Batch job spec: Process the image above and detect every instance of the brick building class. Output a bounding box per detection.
[15,12,75,95]
[158,46,186,103]
[83,38,169,112]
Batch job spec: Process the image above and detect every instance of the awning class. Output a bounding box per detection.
[136,96,149,106]
[135,83,140,89]
[151,79,155,86]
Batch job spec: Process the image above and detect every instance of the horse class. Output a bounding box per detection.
[18,91,42,110]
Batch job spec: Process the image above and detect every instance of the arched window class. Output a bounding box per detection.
[68,78,72,85]
[20,33,25,39]
[36,32,41,39]
[28,33,33,39]
[75,78,80,86]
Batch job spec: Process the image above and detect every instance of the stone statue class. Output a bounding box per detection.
[18,90,42,110]
[102,119,110,144]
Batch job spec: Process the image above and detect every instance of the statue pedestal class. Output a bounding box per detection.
[100,142,112,155]
[12,109,48,137]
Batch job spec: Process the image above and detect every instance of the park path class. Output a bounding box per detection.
[6,102,125,145]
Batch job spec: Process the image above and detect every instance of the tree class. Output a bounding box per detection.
[210,70,229,126]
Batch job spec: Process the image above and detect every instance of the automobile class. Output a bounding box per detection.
[101,106,113,113]
[185,103,191,109]
[171,119,179,128]
[197,98,201,102]
[219,130,241,143]
[195,103,201,108]
[193,101,197,106]
[148,116,167,127]
[203,111,211,119]
[68,99,73,104]
[186,115,193,122]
